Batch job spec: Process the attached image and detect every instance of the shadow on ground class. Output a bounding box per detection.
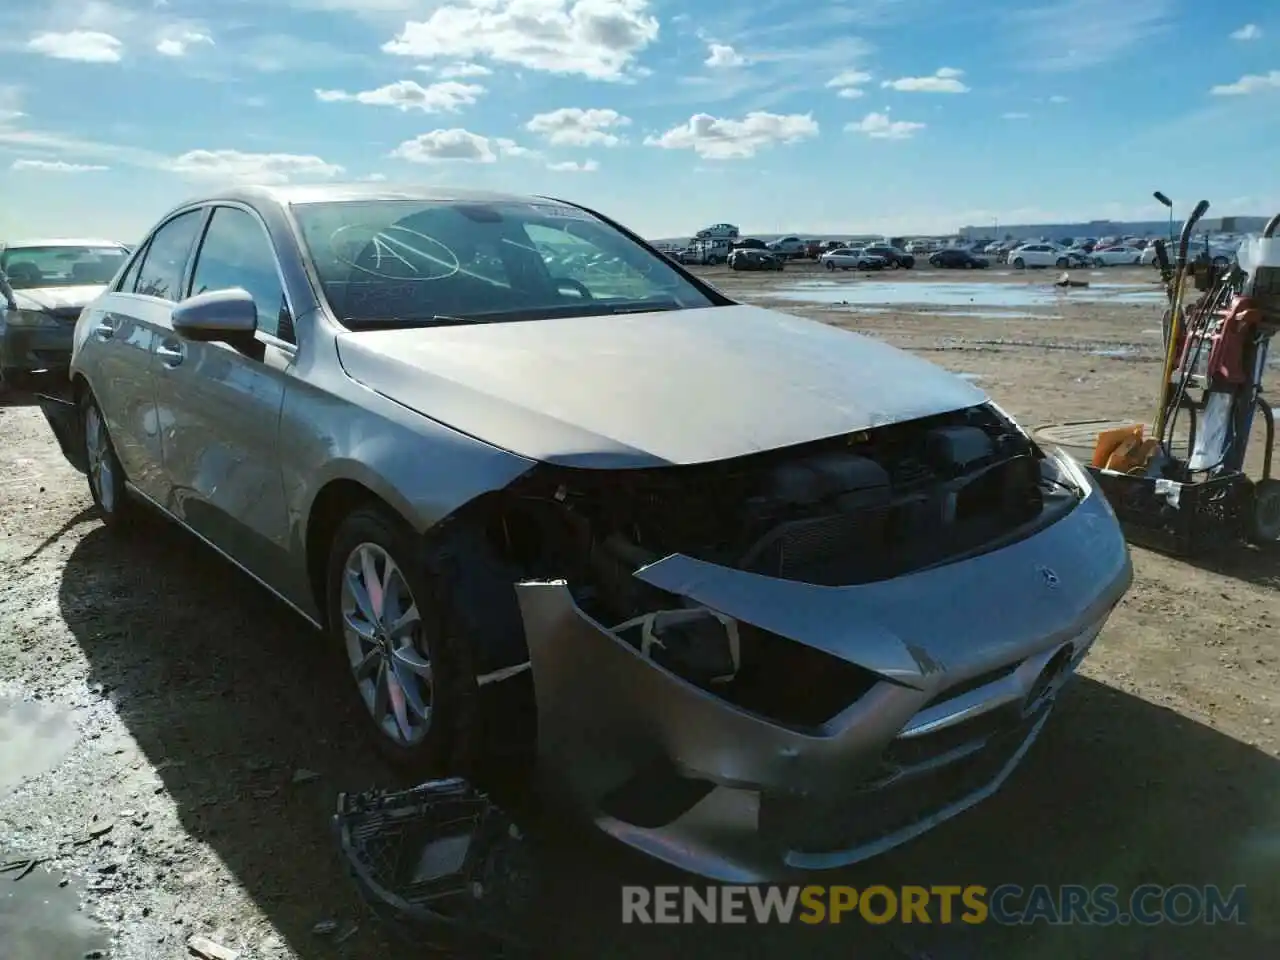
[1185,542,1280,590]
[58,518,1280,959]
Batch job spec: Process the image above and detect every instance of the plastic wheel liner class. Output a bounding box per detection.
[333,777,539,958]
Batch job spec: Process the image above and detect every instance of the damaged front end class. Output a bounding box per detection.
[490,402,1131,881]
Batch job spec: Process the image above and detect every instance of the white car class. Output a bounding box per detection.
[1007,243,1070,269]
[821,248,881,271]
[1091,245,1144,267]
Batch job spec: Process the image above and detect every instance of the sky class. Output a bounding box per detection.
[1,0,1279,241]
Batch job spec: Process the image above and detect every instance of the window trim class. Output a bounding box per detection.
[185,201,300,348]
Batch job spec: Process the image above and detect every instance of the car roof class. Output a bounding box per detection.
[1,237,126,250]
[189,183,553,209]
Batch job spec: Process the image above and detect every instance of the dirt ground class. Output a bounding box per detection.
[0,261,1277,960]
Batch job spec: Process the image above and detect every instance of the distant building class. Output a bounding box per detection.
[957,216,1272,244]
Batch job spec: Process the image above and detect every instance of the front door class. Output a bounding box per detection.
[153,205,295,585]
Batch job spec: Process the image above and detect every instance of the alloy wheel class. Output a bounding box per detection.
[84,404,115,514]
[340,542,433,745]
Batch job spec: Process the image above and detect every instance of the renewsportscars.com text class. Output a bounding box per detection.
[621,884,1248,926]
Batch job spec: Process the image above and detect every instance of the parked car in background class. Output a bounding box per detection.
[1058,249,1094,268]
[766,236,807,259]
[820,248,887,271]
[928,249,990,270]
[36,182,1132,882]
[861,244,915,269]
[730,238,769,253]
[1008,243,1070,269]
[1090,245,1144,267]
[729,249,785,271]
[0,238,131,391]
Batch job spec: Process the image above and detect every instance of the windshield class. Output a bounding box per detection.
[291,199,718,327]
[0,245,128,290]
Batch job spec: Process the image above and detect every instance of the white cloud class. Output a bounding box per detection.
[493,138,536,158]
[1048,94,1069,103]
[11,159,108,172]
[525,107,631,146]
[1211,71,1280,95]
[390,129,498,163]
[382,0,660,81]
[881,67,969,93]
[705,43,746,68]
[435,61,492,78]
[827,69,871,99]
[644,111,818,159]
[0,85,23,123]
[315,80,485,113]
[27,30,124,63]
[165,149,344,184]
[359,173,388,181]
[1002,112,1030,120]
[156,30,213,57]
[1013,0,1170,72]
[547,159,599,172]
[1231,24,1262,41]
[846,111,925,139]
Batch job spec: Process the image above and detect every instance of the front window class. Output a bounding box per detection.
[0,244,128,290]
[291,199,718,328]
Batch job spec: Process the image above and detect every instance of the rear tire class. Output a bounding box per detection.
[82,394,140,531]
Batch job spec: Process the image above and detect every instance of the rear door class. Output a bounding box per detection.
[152,204,295,584]
[81,208,206,503]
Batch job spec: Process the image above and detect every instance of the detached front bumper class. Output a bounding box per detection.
[516,473,1132,882]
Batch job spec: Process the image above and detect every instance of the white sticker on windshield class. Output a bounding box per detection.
[527,202,595,221]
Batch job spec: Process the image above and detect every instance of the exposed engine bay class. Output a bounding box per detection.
[477,402,1083,728]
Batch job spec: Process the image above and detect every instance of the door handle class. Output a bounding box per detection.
[92,316,117,340]
[156,340,185,367]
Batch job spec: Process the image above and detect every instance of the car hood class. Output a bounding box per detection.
[10,285,106,312]
[335,304,987,468]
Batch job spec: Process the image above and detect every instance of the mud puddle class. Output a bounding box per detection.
[0,696,109,960]
[0,859,110,960]
[762,280,1165,308]
[0,696,77,796]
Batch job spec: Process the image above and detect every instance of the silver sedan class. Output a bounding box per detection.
[38,184,1132,881]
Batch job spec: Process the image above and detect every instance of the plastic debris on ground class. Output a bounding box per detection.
[333,777,539,958]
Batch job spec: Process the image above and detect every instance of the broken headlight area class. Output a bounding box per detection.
[333,777,539,958]
[611,608,881,729]
[496,402,1074,604]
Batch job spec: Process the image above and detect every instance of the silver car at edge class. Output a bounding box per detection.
[37,184,1132,883]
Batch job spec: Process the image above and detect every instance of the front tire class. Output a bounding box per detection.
[82,395,139,530]
[326,506,474,774]
[1056,257,1069,268]
[1013,257,1026,270]
[825,260,835,271]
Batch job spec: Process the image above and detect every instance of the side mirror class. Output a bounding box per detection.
[172,288,257,343]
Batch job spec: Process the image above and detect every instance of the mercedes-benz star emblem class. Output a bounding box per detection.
[1038,566,1060,588]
